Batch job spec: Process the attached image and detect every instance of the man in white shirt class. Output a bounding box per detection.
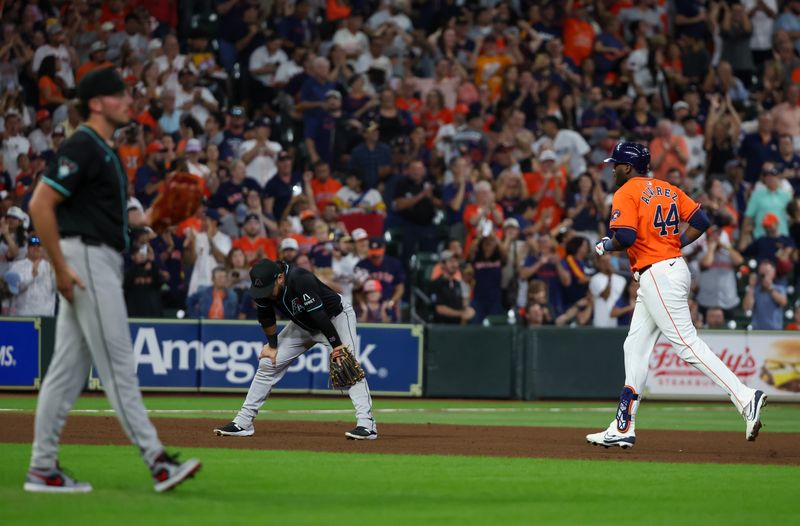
[2,111,31,183]
[174,67,219,127]
[239,118,281,188]
[32,24,76,89]
[742,0,779,64]
[28,110,54,155]
[7,236,56,316]
[355,36,393,79]
[155,34,187,93]
[249,34,288,89]
[185,139,210,179]
[589,255,627,327]
[274,47,307,87]
[532,116,591,179]
[333,13,370,58]
[185,210,232,297]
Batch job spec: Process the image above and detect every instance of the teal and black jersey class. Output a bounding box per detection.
[255,264,344,347]
[41,124,130,251]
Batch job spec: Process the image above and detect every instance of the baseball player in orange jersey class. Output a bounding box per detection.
[586,142,766,449]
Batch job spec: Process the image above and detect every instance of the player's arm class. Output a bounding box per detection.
[256,302,278,348]
[678,192,711,248]
[597,227,637,253]
[597,189,637,255]
[299,274,345,349]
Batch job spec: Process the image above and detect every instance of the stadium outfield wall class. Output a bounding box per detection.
[1,318,798,401]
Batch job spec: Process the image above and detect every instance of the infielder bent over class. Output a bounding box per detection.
[587,142,766,449]
[214,259,376,439]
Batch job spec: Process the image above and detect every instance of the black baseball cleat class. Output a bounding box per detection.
[213,421,254,437]
[151,452,201,493]
[345,426,378,440]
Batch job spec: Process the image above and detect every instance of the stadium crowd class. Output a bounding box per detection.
[1,0,800,330]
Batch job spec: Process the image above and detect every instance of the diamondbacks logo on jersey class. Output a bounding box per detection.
[57,156,79,179]
[290,297,305,314]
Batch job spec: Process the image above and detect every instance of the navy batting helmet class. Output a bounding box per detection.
[604,142,650,174]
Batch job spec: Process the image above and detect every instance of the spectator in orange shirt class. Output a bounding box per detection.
[117,123,145,185]
[523,150,567,232]
[76,42,113,83]
[306,161,342,212]
[395,78,422,125]
[37,56,66,113]
[562,1,596,66]
[291,210,320,253]
[463,180,504,256]
[649,118,689,181]
[421,89,453,149]
[233,214,278,264]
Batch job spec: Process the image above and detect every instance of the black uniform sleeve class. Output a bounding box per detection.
[256,300,278,348]
[296,272,343,348]
[41,137,91,198]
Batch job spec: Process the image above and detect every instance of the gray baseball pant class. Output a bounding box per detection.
[30,238,163,469]
[233,302,376,431]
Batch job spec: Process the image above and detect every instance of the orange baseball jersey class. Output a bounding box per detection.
[609,177,700,272]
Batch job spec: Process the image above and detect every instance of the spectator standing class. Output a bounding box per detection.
[743,260,788,330]
[134,142,166,208]
[742,212,796,277]
[264,151,302,221]
[331,234,360,306]
[6,235,55,316]
[32,24,76,90]
[589,254,626,328]
[775,134,800,194]
[518,234,571,315]
[743,166,793,239]
[562,236,592,311]
[348,120,392,190]
[739,113,779,184]
[306,161,342,213]
[150,227,186,309]
[355,239,405,320]
[533,116,591,179]
[239,117,282,188]
[430,249,475,324]
[469,233,505,323]
[741,0,779,68]
[2,111,31,182]
[392,159,443,256]
[462,180,504,256]
[123,241,164,318]
[185,210,232,297]
[696,227,743,316]
[650,119,689,181]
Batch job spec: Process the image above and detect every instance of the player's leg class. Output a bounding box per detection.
[77,244,164,466]
[327,303,377,438]
[586,292,659,449]
[224,321,312,433]
[26,294,94,492]
[640,259,764,438]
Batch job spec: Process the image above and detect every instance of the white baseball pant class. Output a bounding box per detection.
[621,257,755,431]
[233,302,376,431]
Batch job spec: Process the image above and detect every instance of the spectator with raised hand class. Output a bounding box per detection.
[565,172,604,245]
[534,116,590,180]
[743,259,788,330]
[703,93,740,178]
[523,150,567,233]
[187,267,239,320]
[697,226,743,319]
[185,209,233,298]
[239,117,281,189]
[463,180,504,257]
[174,66,219,128]
[554,294,593,327]
[430,249,475,325]
[123,239,164,318]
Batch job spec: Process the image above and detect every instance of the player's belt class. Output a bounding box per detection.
[632,264,652,282]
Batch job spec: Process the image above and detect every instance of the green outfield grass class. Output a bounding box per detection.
[2,395,800,433]
[1,443,796,526]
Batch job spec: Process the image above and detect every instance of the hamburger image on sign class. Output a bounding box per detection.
[761,340,800,393]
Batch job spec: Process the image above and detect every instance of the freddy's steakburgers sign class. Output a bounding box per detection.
[761,339,800,393]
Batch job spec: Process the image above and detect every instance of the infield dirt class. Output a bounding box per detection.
[2,414,798,465]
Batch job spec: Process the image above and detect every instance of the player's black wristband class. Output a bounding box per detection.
[266,334,278,349]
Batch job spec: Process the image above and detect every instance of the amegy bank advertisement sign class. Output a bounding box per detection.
[646,331,800,401]
[95,320,424,396]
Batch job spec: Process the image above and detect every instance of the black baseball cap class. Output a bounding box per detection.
[78,67,127,103]
[250,259,284,299]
